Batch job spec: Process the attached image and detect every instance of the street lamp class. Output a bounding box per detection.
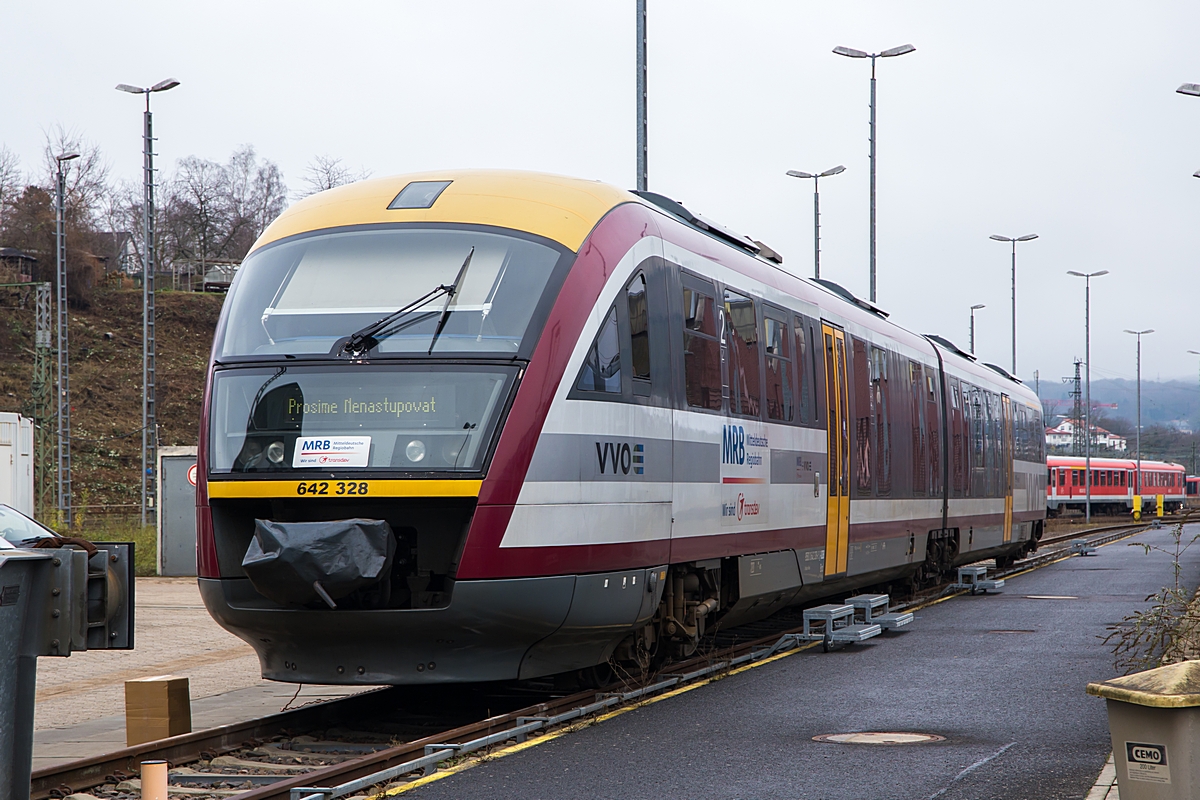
[1124,329,1154,505]
[636,0,647,191]
[786,165,846,280]
[969,304,985,355]
[55,152,79,529]
[989,233,1038,376]
[1067,269,1109,523]
[116,77,180,526]
[833,43,915,304]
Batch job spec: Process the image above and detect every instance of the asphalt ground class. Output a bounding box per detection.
[402,525,1200,800]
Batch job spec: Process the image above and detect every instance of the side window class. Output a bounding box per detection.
[853,339,872,492]
[795,316,814,424]
[627,273,651,384]
[950,378,964,495]
[724,290,762,418]
[764,313,794,422]
[968,385,986,495]
[575,305,622,394]
[909,361,926,496]
[873,347,892,495]
[682,284,722,411]
[925,371,941,496]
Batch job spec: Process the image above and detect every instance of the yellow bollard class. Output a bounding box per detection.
[1157,494,1165,518]
[141,760,167,800]
[1132,495,1141,521]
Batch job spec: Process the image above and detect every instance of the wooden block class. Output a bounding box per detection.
[125,675,191,747]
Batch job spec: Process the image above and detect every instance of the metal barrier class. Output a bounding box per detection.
[0,543,133,800]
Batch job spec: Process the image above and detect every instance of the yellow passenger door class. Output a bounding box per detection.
[822,323,851,577]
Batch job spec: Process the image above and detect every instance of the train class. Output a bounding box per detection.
[1046,455,1187,516]
[197,170,1046,685]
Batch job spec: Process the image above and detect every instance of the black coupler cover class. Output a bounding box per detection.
[242,518,396,607]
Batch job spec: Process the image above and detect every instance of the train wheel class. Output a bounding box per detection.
[577,662,618,690]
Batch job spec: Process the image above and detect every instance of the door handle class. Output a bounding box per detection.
[814,472,821,497]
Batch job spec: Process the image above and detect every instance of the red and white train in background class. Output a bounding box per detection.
[1046,455,1187,516]
[197,170,1046,686]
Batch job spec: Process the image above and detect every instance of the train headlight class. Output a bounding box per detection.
[406,440,426,462]
[266,441,286,464]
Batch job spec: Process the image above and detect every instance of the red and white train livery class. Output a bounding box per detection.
[197,171,1046,685]
[1046,455,1186,515]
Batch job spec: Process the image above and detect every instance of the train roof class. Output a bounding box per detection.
[252,170,636,253]
[1047,455,1185,470]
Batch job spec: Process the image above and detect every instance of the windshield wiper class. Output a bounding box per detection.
[427,247,475,354]
[341,248,474,357]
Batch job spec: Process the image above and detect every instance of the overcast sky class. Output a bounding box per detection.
[5,0,1199,388]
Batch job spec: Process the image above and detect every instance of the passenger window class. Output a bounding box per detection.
[794,317,813,423]
[853,339,872,492]
[575,305,621,393]
[909,361,926,495]
[872,347,891,495]
[724,290,761,418]
[627,273,651,383]
[682,285,722,410]
[764,314,793,422]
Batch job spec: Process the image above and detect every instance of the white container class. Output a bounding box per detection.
[0,413,34,516]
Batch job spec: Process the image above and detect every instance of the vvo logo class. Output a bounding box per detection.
[596,442,645,475]
[722,425,745,465]
[1128,743,1166,765]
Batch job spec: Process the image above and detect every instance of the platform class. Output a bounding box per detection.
[32,577,380,770]
[400,526,1200,800]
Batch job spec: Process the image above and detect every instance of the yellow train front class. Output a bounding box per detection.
[197,170,1045,685]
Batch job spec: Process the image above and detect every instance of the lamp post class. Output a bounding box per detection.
[832,43,915,304]
[786,165,846,280]
[969,304,985,355]
[1124,329,1154,505]
[1067,269,1109,523]
[1188,350,1200,445]
[116,78,180,527]
[636,0,647,192]
[989,233,1038,376]
[55,152,79,529]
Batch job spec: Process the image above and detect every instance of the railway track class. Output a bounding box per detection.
[33,517,1184,800]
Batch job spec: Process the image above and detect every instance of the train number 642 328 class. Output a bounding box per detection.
[295,481,369,496]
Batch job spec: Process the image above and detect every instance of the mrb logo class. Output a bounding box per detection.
[596,441,645,475]
[722,425,745,465]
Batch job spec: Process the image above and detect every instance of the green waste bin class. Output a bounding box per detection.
[1088,661,1200,799]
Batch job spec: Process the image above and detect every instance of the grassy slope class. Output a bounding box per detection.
[0,287,223,530]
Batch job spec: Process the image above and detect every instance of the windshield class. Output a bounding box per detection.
[216,226,567,358]
[208,365,515,474]
[0,504,56,546]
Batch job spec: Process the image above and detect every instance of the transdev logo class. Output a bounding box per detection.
[721,492,761,521]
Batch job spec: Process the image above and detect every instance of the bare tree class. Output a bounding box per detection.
[299,155,369,198]
[0,145,21,230]
[223,145,287,255]
[41,126,110,224]
[156,145,289,278]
